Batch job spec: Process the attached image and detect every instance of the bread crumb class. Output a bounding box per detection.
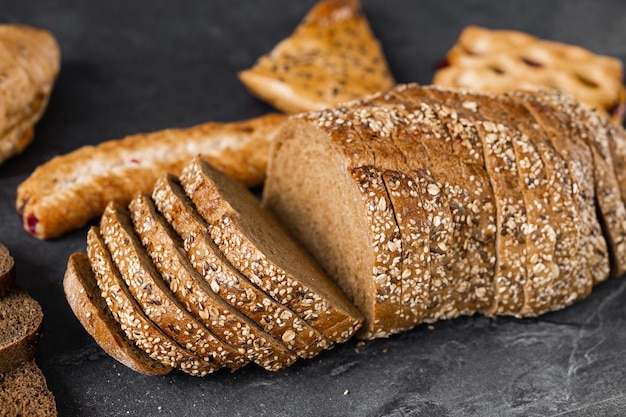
[343,389,349,395]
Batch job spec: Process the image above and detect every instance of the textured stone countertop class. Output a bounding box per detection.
[1,1,626,415]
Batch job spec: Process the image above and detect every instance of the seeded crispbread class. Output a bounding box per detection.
[87,227,218,376]
[129,192,300,370]
[0,360,57,417]
[180,158,364,340]
[63,253,172,376]
[99,203,247,371]
[152,174,333,357]
[238,0,395,114]
[0,244,15,297]
[0,290,43,374]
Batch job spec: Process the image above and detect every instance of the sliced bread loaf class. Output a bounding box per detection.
[0,244,15,297]
[0,360,56,417]
[0,290,43,374]
[63,253,172,376]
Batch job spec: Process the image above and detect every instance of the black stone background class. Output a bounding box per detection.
[1,1,626,416]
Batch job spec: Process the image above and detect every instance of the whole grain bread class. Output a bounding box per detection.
[63,253,172,376]
[0,290,43,374]
[0,360,56,417]
[0,244,15,297]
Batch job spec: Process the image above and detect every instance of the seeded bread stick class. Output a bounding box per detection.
[16,113,287,240]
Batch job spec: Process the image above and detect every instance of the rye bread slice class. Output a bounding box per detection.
[99,203,247,371]
[0,243,15,297]
[87,227,218,376]
[152,175,333,357]
[180,158,364,340]
[0,290,43,374]
[0,360,56,417]
[63,253,172,376]
[129,192,300,369]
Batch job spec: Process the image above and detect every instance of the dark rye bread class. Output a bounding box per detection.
[87,227,218,376]
[0,290,43,373]
[179,159,364,341]
[0,244,15,297]
[151,175,332,358]
[99,203,247,371]
[0,360,56,417]
[128,192,300,369]
[63,253,172,376]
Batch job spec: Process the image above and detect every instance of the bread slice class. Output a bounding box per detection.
[151,175,333,358]
[510,91,607,303]
[86,227,218,376]
[99,203,247,371]
[16,113,286,239]
[0,243,15,297]
[238,0,395,114]
[0,360,56,417]
[129,192,300,370]
[0,290,43,374]
[180,158,364,340]
[63,253,172,376]
[0,24,60,165]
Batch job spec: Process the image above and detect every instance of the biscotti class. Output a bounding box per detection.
[0,24,60,165]
[263,84,622,338]
[16,113,286,240]
[63,253,172,376]
[238,0,395,114]
[0,360,57,417]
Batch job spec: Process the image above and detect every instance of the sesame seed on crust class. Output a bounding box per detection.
[129,192,299,371]
[151,174,333,358]
[86,227,217,377]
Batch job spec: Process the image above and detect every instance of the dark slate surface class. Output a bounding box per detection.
[0,1,625,416]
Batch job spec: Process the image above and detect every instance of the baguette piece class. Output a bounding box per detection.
[238,0,395,114]
[0,24,60,165]
[63,253,172,376]
[16,113,286,240]
[0,290,43,374]
[0,360,57,417]
[151,175,332,358]
[180,158,364,341]
[0,244,15,297]
[99,203,247,371]
[129,192,299,370]
[87,227,218,376]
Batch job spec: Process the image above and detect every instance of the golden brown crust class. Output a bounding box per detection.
[63,253,172,376]
[433,26,626,123]
[16,113,286,240]
[238,0,395,114]
[0,24,60,164]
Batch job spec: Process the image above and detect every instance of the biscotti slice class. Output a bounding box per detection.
[87,227,218,376]
[238,0,395,114]
[0,243,15,297]
[180,158,364,340]
[17,113,286,240]
[129,192,300,369]
[512,91,608,298]
[63,253,172,376]
[99,203,247,371]
[151,175,332,358]
[0,290,43,374]
[0,360,57,417]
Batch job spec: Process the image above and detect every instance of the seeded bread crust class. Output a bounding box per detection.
[0,360,57,417]
[129,192,300,370]
[0,290,43,374]
[511,91,606,302]
[87,227,217,376]
[238,0,395,114]
[63,253,172,376]
[151,175,332,358]
[180,159,364,341]
[99,203,247,371]
[16,113,286,240]
[0,25,60,165]
[0,244,15,297]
